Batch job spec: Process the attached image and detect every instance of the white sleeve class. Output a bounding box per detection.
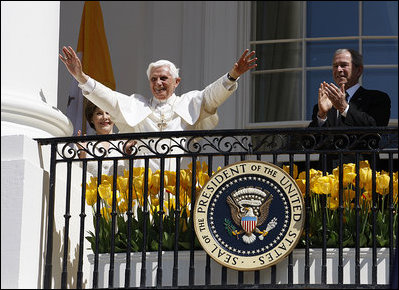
[79,78,152,129]
[340,105,349,117]
[221,74,239,91]
[78,77,96,94]
[317,115,327,126]
[203,74,238,112]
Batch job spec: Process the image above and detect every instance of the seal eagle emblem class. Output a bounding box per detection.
[194,161,305,271]
[226,187,276,244]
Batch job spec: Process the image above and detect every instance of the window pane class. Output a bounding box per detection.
[363,40,398,65]
[251,1,397,124]
[255,1,302,40]
[307,1,358,37]
[306,70,332,120]
[307,40,358,67]
[255,43,302,71]
[363,1,398,36]
[362,68,398,119]
[254,72,302,122]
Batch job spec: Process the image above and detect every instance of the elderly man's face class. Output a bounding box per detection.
[332,51,363,90]
[149,66,180,100]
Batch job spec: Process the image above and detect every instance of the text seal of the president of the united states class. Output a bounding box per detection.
[194,161,305,271]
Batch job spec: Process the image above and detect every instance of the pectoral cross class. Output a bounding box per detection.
[157,116,167,131]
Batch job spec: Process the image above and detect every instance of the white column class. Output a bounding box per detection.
[1,1,73,138]
[1,2,74,288]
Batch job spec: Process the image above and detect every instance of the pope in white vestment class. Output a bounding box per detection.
[79,74,236,133]
[60,47,258,171]
[79,74,237,171]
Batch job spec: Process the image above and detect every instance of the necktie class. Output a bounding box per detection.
[338,92,350,123]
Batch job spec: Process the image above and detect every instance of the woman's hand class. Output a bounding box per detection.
[124,139,137,155]
[77,130,87,159]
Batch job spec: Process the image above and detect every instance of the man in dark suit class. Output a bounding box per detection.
[308,48,391,171]
[309,48,391,128]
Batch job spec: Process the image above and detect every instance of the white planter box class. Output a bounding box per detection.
[88,248,390,287]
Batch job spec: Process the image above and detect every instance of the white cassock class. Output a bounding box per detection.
[78,74,238,172]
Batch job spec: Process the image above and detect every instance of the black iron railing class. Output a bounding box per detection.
[36,127,398,289]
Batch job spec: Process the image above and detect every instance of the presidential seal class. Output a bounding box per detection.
[194,161,304,271]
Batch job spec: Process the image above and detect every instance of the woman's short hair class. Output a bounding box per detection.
[85,101,98,130]
[146,60,180,79]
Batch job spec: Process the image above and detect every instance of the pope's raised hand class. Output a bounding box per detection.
[229,49,258,79]
[59,46,88,84]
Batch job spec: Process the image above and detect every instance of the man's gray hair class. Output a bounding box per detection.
[334,48,363,67]
[146,60,180,79]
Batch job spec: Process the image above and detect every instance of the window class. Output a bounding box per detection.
[250,1,398,125]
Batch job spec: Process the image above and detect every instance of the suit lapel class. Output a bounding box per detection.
[349,86,365,104]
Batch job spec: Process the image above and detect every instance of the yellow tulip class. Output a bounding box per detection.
[85,188,97,206]
[87,176,98,189]
[329,175,339,198]
[298,169,322,182]
[376,173,390,195]
[312,176,332,195]
[106,197,114,207]
[180,170,192,191]
[133,176,143,191]
[202,161,209,175]
[359,160,370,169]
[188,161,205,175]
[117,176,129,201]
[332,163,355,178]
[295,179,306,195]
[298,171,306,180]
[165,185,175,195]
[150,196,159,207]
[198,171,210,188]
[133,167,145,177]
[309,168,322,180]
[359,167,372,192]
[117,176,128,192]
[393,172,398,203]
[150,172,161,196]
[344,163,356,173]
[147,168,153,187]
[123,169,129,178]
[101,174,113,184]
[361,190,372,202]
[283,164,298,179]
[343,172,357,186]
[327,196,338,210]
[98,181,112,201]
[179,191,191,207]
[165,171,176,187]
